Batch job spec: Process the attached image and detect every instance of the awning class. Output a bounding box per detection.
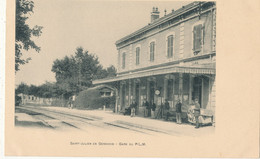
[93,65,215,85]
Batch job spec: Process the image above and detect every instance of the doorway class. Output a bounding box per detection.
[193,77,202,107]
[150,81,155,104]
[135,83,140,106]
[121,84,126,110]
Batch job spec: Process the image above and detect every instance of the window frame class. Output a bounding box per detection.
[135,46,141,65]
[149,40,156,62]
[122,52,126,69]
[192,21,205,55]
[165,32,175,58]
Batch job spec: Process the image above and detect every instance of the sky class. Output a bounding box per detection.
[15,0,190,86]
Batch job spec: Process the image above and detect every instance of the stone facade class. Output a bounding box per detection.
[93,2,216,118]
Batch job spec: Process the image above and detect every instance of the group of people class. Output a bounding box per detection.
[141,98,183,124]
[163,99,182,124]
[129,97,201,128]
[143,100,156,118]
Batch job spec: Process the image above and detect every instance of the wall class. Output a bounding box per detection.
[19,94,65,106]
[117,10,214,74]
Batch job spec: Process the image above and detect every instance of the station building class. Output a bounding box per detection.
[93,2,216,117]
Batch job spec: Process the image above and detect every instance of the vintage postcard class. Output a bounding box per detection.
[2,0,259,158]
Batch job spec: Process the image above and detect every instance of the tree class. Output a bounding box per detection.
[15,0,43,72]
[105,65,117,78]
[51,47,117,96]
[15,82,30,94]
[51,47,94,94]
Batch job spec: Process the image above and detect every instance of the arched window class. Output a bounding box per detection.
[122,52,126,69]
[167,35,174,58]
[193,23,204,54]
[149,41,155,61]
[136,47,140,65]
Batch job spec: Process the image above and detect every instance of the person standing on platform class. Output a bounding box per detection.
[194,98,201,128]
[164,99,170,120]
[130,100,137,117]
[148,101,153,117]
[144,99,149,117]
[70,94,76,109]
[151,100,156,118]
[68,97,72,109]
[175,99,182,124]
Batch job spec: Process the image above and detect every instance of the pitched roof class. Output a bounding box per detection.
[87,84,115,91]
[115,1,206,46]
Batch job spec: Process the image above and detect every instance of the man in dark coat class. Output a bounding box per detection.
[194,98,201,128]
[164,99,170,120]
[151,100,156,118]
[144,99,149,117]
[130,100,137,117]
[175,99,182,124]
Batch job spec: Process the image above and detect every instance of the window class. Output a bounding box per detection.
[100,92,105,97]
[136,47,140,65]
[167,35,174,58]
[100,92,111,97]
[193,24,204,54]
[122,52,126,69]
[105,92,111,96]
[149,41,155,61]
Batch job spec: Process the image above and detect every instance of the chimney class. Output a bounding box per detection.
[151,7,160,23]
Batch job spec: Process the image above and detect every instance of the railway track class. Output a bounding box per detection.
[15,106,170,135]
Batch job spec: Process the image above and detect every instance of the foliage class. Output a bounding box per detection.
[15,0,43,72]
[16,82,30,95]
[16,46,117,107]
[94,65,117,79]
[15,95,22,106]
[74,88,115,109]
[15,81,65,98]
[51,47,117,95]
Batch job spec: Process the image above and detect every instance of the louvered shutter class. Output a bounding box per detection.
[122,53,126,69]
[150,42,155,61]
[193,24,202,53]
[136,47,140,65]
[167,35,173,57]
[171,36,174,57]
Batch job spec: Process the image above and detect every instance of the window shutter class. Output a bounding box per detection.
[122,53,126,69]
[171,36,174,57]
[152,42,154,61]
[150,42,155,61]
[150,43,152,61]
[167,35,173,58]
[167,37,170,57]
[136,47,140,65]
[202,25,205,45]
[193,24,202,53]
[197,24,202,50]
[166,38,168,56]
[193,27,196,51]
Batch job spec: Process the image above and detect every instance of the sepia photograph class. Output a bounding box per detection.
[14,0,216,136]
[3,0,259,158]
